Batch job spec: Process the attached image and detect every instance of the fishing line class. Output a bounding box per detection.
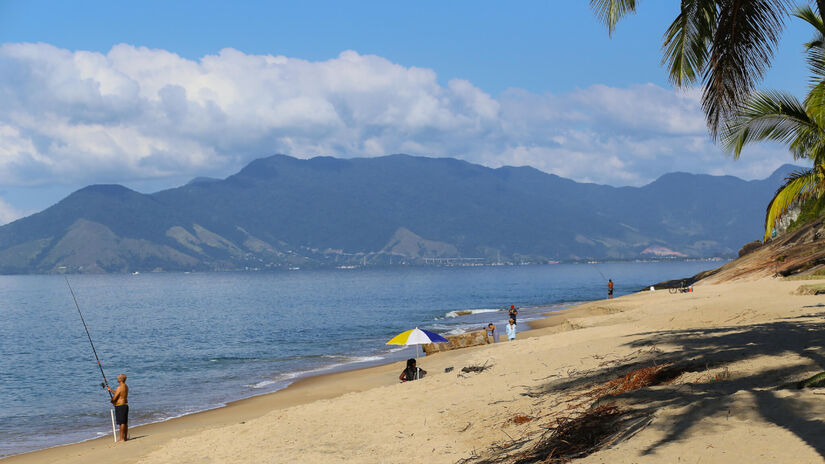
[592,264,607,282]
[66,276,113,400]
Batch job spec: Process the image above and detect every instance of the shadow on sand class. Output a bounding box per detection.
[526,309,825,459]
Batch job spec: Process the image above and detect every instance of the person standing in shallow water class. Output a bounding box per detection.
[506,318,517,341]
[608,279,614,299]
[508,305,518,323]
[107,373,129,442]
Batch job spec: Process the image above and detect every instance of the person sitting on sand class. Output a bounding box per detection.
[399,358,426,382]
[106,373,129,442]
[508,305,518,323]
[485,323,496,343]
[506,318,517,341]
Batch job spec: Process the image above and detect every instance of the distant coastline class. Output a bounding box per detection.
[0,154,789,275]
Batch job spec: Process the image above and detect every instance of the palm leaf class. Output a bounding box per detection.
[662,0,718,86]
[794,6,825,86]
[703,0,794,139]
[721,90,817,159]
[764,169,821,240]
[589,0,637,36]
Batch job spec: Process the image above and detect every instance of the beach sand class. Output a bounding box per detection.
[7,277,825,463]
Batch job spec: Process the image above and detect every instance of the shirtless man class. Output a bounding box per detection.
[485,322,496,343]
[107,374,129,442]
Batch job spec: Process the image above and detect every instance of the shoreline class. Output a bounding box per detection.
[2,299,587,463]
[10,278,825,462]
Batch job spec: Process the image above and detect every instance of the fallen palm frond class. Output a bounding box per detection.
[466,359,695,463]
[508,405,625,463]
[799,371,825,388]
[462,405,651,463]
[589,362,676,397]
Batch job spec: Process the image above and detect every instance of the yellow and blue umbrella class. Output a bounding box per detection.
[386,327,449,358]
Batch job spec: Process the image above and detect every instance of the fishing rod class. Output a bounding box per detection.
[592,264,607,282]
[66,276,113,400]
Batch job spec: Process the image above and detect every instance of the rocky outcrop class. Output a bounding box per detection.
[698,218,825,284]
[422,330,492,355]
[738,240,763,257]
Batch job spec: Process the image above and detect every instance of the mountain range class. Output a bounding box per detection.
[0,154,798,274]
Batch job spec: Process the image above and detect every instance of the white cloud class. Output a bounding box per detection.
[0,43,798,191]
[0,197,25,225]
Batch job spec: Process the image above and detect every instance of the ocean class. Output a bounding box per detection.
[0,261,719,457]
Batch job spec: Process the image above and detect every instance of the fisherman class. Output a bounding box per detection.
[107,374,129,442]
[608,279,614,299]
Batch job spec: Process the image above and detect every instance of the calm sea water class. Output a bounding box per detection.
[0,261,718,457]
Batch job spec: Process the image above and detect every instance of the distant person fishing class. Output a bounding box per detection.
[66,277,127,442]
[107,374,130,442]
[593,265,613,299]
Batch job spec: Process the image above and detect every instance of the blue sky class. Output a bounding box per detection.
[0,1,814,222]
[0,1,810,95]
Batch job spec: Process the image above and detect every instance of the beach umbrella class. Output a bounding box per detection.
[386,327,449,358]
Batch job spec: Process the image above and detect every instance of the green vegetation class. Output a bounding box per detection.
[722,6,825,240]
[590,0,810,137]
[799,371,825,388]
[592,2,825,241]
[786,194,825,234]
[795,283,825,293]
[782,271,825,280]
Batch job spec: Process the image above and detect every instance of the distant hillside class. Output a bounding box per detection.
[0,154,799,274]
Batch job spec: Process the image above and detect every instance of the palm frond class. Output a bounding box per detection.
[590,0,638,36]
[721,90,817,159]
[661,0,718,86]
[764,169,821,240]
[793,6,825,86]
[704,0,794,139]
[793,5,825,39]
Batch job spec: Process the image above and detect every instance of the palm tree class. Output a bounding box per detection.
[721,6,825,240]
[590,0,817,139]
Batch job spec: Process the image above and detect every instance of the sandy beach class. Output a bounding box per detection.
[7,276,825,463]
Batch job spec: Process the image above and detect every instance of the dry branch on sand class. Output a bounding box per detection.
[460,361,494,374]
[463,361,694,463]
[461,405,652,464]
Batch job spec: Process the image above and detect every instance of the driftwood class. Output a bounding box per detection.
[461,360,493,374]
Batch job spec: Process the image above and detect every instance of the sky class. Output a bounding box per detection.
[0,1,815,224]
